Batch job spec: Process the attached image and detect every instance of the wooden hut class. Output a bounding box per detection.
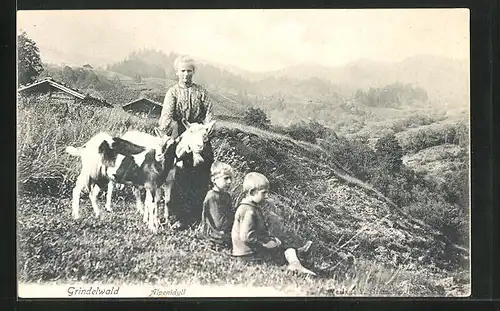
[122,97,163,118]
[17,77,113,108]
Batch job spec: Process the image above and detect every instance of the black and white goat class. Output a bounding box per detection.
[114,120,216,225]
[65,130,176,231]
[65,120,216,231]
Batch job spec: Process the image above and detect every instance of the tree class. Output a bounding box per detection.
[375,133,403,171]
[286,121,317,143]
[134,74,143,83]
[17,31,44,86]
[62,66,76,84]
[307,120,329,140]
[243,107,270,129]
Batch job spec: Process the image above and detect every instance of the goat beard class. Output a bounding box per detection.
[192,152,204,166]
[155,149,164,162]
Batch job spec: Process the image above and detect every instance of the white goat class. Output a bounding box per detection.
[65,131,174,231]
[65,120,215,232]
[65,132,119,219]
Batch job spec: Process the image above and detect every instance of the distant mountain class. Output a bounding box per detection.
[38,42,469,108]
[40,46,469,128]
[200,54,469,109]
[263,55,469,107]
[73,48,467,107]
[391,55,469,107]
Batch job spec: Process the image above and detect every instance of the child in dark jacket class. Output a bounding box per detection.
[201,161,234,248]
[231,172,315,275]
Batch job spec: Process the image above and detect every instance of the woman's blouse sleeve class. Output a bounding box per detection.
[202,88,214,123]
[159,87,176,130]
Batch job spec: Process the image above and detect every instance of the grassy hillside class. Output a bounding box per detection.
[402,144,467,183]
[42,50,469,140]
[17,97,469,296]
[38,59,470,249]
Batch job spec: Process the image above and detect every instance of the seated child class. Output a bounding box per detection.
[201,161,234,248]
[231,172,315,275]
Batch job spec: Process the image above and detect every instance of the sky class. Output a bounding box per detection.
[17,9,470,72]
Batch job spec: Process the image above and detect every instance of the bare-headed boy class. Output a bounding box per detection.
[231,172,315,275]
[201,161,234,248]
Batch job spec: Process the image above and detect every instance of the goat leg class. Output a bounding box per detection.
[133,187,144,215]
[156,186,168,225]
[89,184,102,218]
[145,189,157,232]
[105,181,113,212]
[143,192,149,224]
[153,196,160,230]
[163,169,176,221]
[71,175,86,219]
[163,184,170,221]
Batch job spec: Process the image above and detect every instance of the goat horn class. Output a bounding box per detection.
[206,120,216,134]
[153,127,163,137]
[181,118,191,129]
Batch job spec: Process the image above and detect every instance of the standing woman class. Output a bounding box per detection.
[159,55,214,137]
[159,55,215,229]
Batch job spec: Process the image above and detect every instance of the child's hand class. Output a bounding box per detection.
[273,237,282,247]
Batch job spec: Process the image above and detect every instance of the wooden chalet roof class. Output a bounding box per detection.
[18,77,113,108]
[18,78,86,99]
[122,97,163,109]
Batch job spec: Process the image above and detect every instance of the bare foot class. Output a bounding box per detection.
[298,240,313,254]
[287,263,316,276]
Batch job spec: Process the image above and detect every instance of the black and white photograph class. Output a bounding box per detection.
[17,9,470,297]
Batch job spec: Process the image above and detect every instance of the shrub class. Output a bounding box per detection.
[368,161,468,246]
[307,120,330,139]
[403,193,468,246]
[454,121,470,148]
[284,120,332,144]
[391,114,438,133]
[268,124,288,136]
[397,122,468,153]
[438,168,469,208]
[332,116,366,136]
[316,126,468,247]
[285,121,318,143]
[243,107,270,129]
[375,133,403,171]
[321,134,378,181]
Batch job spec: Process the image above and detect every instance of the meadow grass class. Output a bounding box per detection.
[16,97,470,296]
[17,195,469,296]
